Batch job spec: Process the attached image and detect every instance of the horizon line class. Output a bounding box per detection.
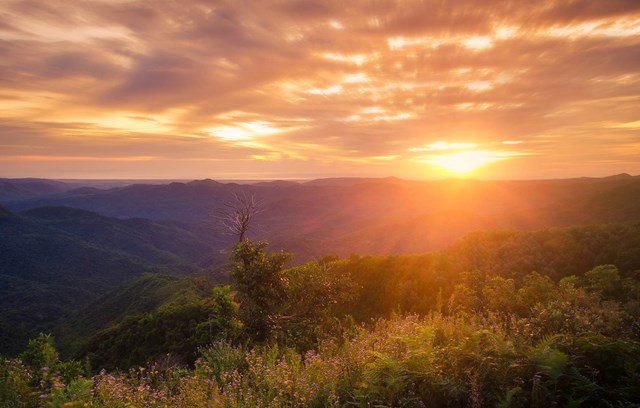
[1,173,636,184]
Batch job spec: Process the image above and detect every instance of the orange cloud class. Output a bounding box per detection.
[0,0,639,179]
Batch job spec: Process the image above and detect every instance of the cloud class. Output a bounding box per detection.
[0,0,639,178]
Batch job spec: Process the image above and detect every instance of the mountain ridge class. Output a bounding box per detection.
[3,175,640,260]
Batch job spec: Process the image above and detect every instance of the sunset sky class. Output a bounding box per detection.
[1,0,639,180]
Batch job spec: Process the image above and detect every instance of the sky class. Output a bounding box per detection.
[1,0,639,180]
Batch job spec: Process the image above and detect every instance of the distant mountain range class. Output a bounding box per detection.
[3,174,640,259]
[0,178,72,201]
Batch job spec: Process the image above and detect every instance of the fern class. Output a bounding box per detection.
[495,386,522,408]
[537,349,568,382]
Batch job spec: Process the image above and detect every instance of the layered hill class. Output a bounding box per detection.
[0,178,72,201]
[3,175,640,354]
[52,220,640,369]
[22,206,217,265]
[0,205,224,355]
[3,175,640,259]
[55,273,215,358]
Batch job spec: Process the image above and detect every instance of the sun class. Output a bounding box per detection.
[427,150,505,174]
[411,141,523,175]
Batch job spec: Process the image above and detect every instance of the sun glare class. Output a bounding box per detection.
[426,150,505,174]
[208,121,281,142]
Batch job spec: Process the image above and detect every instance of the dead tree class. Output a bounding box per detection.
[216,192,263,243]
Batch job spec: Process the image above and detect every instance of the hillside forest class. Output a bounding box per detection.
[1,176,640,407]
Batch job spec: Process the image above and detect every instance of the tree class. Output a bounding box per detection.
[230,240,291,341]
[19,333,58,370]
[229,240,354,346]
[216,192,263,243]
[585,264,621,299]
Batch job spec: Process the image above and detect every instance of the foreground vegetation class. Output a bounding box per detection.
[4,311,639,407]
[2,237,639,406]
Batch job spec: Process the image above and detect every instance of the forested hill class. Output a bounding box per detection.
[22,206,217,265]
[3,175,640,260]
[55,273,215,360]
[2,217,640,406]
[8,219,640,368]
[338,221,640,320]
[0,206,224,356]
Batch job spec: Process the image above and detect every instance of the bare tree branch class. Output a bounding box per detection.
[215,192,264,243]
